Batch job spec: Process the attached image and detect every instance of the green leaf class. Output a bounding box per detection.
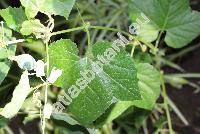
[94,102,134,127]
[20,19,47,36]
[133,63,161,109]
[20,0,76,19]
[0,7,27,32]
[52,113,79,126]
[49,39,140,125]
[54,126,86,134]
[0,26,16,84]
[128,0,200,48]
[49,39,80,88]
[154,116,167,131]
[118,108,150,129]
[94,63,161,126]
[40,0,76,19]
[0,71,30,118]
[0,62,11,85]
[0,45,17,60]
[134,23,158,43]
[22,40,46,57]
[19,0,42,19]
[0,116,8,128]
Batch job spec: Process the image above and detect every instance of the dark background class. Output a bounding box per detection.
[0,0,199,134]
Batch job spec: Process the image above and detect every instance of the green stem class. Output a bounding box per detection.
[165,73,200,78]
[51,26,85,36]
[155,31,163,48]
[86,29,91,47]
[51,25,157,53]
[0,83,13,92]
[51,25,126,37]
[42,43,50,134]
[45,43,50,76]
[169,43,200,61]
[90,26,156,52]
[131,45,135,57]
[85,26,93,58]
[166,96,189,125]
[90,26,130,36]
[160,73,174,134]
[85,27,91,47]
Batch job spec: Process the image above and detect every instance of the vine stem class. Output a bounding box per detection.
[50,26,85,36]
[85,27,92,54]
[90,26,131,37]
[42,42,50,134]
[160,72,174,134]
[165,73,200,78]
[131,45,136,57]
[50,25,157,53]
[45,42,50,76]
[90,26,156,51]
[75,3,92,57]
[155,31,163,48]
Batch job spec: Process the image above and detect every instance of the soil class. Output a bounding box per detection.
[163,2,200,133]
[164,36,200,134]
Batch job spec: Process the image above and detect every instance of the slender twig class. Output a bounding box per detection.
[167,96,189,125]
[169,43,200,61]
[165,73,200,78]
[131,45,136,57]
[155,31,163,48]
[50,26,85,36]
[160,72,174,134]
[42,42,50,134]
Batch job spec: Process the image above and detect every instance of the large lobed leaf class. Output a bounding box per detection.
[49,39,141,125]
[128,0,200,48]
[20,0,76,19]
